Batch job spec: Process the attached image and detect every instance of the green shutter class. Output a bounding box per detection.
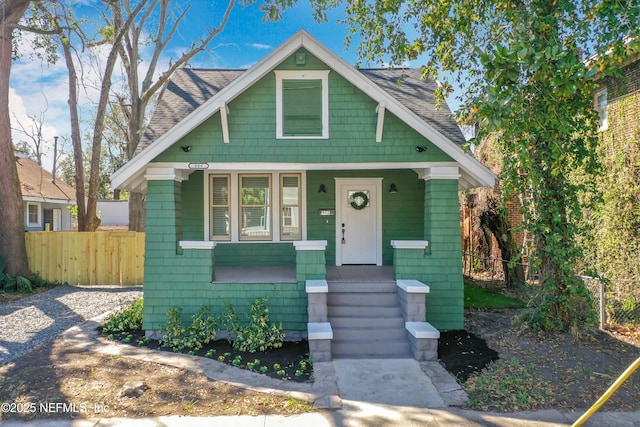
[282,79,322,136]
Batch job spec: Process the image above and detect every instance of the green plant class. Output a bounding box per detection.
[102,299,143,332]
[464,283,525,309]
[260,366,268,373]
[464,358,554,411]
[232,355,242,366]
[224,297,285,353]
[159,306,218,352]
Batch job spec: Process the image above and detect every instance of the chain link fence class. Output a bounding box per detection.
[583,276,640,328]
[464,252,640,329]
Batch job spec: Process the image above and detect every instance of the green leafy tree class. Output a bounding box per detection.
[264,0,640,330]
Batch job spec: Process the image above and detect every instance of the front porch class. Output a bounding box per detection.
[213,265,394,283]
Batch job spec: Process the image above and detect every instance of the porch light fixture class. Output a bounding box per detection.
[180,145,191,152]
[389,183,398,193]
[318,183,327,193]
[416,146,427,153]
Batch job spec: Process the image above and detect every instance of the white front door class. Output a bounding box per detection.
[335,178,382,265]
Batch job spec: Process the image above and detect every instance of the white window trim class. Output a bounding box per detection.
[275,70,330,139]
[594,88,608,132]
[280,173,302,241]
[239,174,273,241]
[204,170,307,243]
[26,202,41,227]
[210,174,231,241]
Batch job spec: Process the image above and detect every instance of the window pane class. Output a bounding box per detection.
[241,207,271,237]
[282,176,299,205]
[212,176,229,205]
[241,176,269,205]
[283,79,322,136]
[212,208,229,237]
[28,204,38,225]
[281,174,300,240]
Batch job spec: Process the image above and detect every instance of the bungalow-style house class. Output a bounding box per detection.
[112,30,495,360]
[16,151,75,231]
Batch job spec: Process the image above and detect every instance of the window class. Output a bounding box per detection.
[240,174,271,240]
[280,174,301,240]
[26,202,41,227]
[210,175,230,240]
[594,89,608,131]
[275,70,329,139]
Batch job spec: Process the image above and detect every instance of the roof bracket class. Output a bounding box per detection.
[220,103,230,144]
[375,102,385,143]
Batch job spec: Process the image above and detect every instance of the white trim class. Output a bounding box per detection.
[422,166,460,181]
[153,161,458,172]
[22,196,75,205]
[25,202,42,227]
[275,70,330,139]
[405,322,440,339]
[179,241,216,249]
[294,240,327,251]
[220,103,230,143]
[111,30,494,192]
[397,279,430,294]
[391,240,430,249]
[204,170,307,243]
[307,322,333,340]
[375,103,385,143]
[335,177,383,266]
[144,167,186,182]
[305,279,329,293]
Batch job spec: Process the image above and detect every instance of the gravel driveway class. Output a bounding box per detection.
[0,285,142,366]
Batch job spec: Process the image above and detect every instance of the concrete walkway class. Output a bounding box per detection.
[2,315,639,426]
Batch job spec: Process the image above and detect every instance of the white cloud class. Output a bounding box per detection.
[247,43,272,50]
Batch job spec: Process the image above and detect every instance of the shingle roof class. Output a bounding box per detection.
[137,67,465,153]
[138,69,244,154]
[360,69,466,147]
[16,155,76,203]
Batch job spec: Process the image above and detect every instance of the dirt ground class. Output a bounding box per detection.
[0,337,313,421]
[448,308,640,412]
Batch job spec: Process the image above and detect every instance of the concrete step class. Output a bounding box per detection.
[332,339,412,358]
[328,305,403,318]
[327,281,396,293]
[329,316,405,328]
[332,326,407,341]
[327,292,399,307]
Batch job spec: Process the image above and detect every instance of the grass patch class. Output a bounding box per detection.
[464,282,525,309]
[464,358,554,411]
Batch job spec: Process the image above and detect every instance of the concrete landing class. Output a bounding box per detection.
[333,359,446,407]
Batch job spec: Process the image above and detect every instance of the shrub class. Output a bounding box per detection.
[224,297,285,353]
[160,306,218,352]
[102,299,143,332]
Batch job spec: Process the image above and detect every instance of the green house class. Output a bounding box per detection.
[112,30,494,360]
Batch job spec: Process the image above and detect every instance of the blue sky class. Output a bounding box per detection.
[9,1,461,172]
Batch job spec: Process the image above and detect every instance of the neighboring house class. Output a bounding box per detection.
[16,151,76,231]
[112,31,495,360]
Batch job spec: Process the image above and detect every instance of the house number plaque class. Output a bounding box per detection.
[188,162,209,170]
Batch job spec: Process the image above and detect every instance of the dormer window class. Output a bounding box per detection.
[594,89,608,131]
[275,70,329,139]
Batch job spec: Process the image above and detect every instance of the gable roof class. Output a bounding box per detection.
[16,154,76,204]
[112,30,495,191]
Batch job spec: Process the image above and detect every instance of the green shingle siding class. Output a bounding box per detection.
[307,169,425,265]
[152,51,450,165]
[214,243,296,266]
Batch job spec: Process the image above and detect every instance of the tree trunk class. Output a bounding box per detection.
[479,201,526,288]
[128,191,146,231]
[61,39,87,231]
[0,0,31,276]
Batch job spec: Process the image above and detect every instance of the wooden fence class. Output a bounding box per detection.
[25,231,145,286]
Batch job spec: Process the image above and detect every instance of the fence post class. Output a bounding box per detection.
[599,279,606,329]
